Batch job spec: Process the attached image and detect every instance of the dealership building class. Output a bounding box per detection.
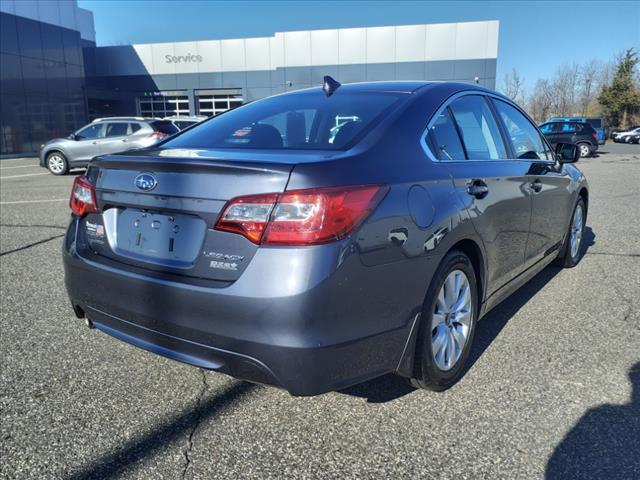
[0,0,499,156]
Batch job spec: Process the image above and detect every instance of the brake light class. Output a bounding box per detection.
[149,131,166,139]
[69,175,98,216]
[592,132,598,141]
[215,185,388,245]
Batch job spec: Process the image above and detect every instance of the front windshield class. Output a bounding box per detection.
[162,90,405,151]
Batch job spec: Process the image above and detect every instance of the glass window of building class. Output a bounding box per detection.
[138,92,189,118]
[196,93,244,117]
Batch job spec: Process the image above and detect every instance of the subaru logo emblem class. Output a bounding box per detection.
[134,173,157,191]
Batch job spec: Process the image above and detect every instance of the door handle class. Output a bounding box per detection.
[92,141,98,144]
[530,180,542,193]
[466,180,489,199]
[122,138,129,142]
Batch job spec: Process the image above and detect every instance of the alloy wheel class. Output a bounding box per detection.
[570,204,583,259]
[48,155,65,174]
[431,269,472,371]
[579,144,590,157]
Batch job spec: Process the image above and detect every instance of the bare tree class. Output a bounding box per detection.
[527,79,554,122]
[520,52,637,123]
[501,68,526,104]
[578,59,602,116]
[550,63,580,116]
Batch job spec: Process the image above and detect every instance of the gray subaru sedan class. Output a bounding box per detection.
[63,80,588,396]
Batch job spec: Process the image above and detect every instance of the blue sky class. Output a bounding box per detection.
[79,0,640,89]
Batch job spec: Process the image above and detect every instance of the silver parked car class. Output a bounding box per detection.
[612,127,640,143]
[165,115,208,131]
[39,117,179,175]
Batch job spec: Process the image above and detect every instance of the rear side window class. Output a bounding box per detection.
[493,100,551,160]
[449,96,507,160]
[76,124,103,140]
[162,91,405,151]
[428,109,466,161]
[150,121,179,135]
[130,123,142,133]
[104,123,128,137]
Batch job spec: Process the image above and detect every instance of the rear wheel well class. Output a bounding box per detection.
[448,239,484,309]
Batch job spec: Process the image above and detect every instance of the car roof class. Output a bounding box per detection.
[92,117,151,123]
[281,80,496,95]
[165,116,207,120]
[280,81,505,102]
[546,120,592,125]
[170,117,205,122]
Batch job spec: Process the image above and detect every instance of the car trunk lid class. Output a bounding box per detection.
[78,151,298,282]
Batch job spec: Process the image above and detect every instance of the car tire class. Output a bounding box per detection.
[409,250,478,392]
[555,197,586,268]
[46,152,68,175]
[578,143,591,158]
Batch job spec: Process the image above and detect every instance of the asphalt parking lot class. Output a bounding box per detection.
[1,143,639,479]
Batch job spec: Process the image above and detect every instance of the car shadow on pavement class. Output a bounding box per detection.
[545,362,640,479]
[341,227,596,404]
[67,381,256,480]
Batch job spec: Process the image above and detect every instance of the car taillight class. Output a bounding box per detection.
[592,133,598,141]
[215,185,388,245]
[149,131,166,139]
[69,175,98,216]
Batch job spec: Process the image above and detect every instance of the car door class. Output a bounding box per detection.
[556,122,577,145]
[539,123,559,150]
[98,122,131,155]
[491,98,573,266]
[430,94,532,296]
[69,123,105,163]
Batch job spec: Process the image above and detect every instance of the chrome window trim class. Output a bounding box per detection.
[420,91,556,165]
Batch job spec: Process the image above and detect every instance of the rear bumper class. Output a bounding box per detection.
[63,223,422,396]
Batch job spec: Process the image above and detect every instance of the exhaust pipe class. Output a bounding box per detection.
[85,318,94,329]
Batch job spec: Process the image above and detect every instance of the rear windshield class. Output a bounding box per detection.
[150,121,180,135]
[162,90,405,150]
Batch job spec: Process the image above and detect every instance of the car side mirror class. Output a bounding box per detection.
[556,143,579,163]
[68,133,77,141]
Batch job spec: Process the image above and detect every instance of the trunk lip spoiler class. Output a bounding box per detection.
[90,156,295,175]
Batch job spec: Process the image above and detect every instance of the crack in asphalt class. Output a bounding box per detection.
[181,369,209,479]
[0,234,65,257]
[0,223,66,230]
[594,260,635,330]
